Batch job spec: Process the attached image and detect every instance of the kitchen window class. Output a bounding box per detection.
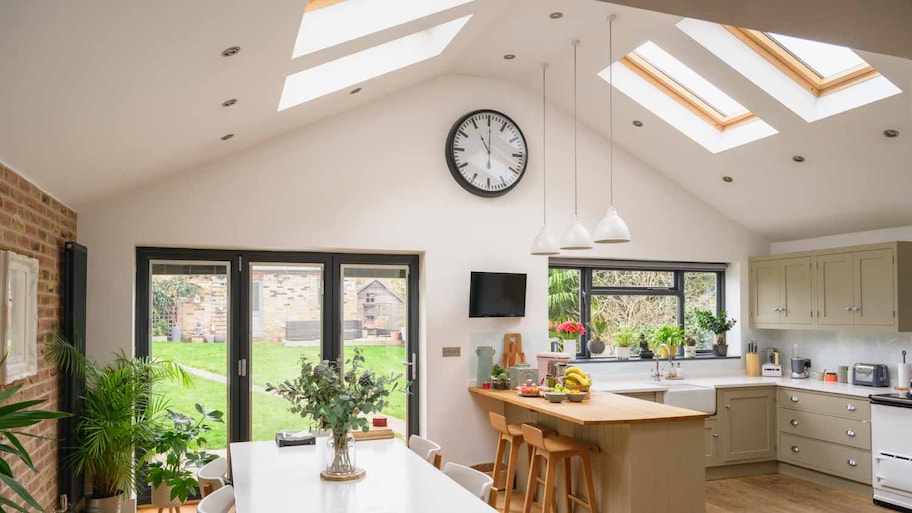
[548,259,726,359]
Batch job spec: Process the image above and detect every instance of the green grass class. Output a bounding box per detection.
[152,342,407,448]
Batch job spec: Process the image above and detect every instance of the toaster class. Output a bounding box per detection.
[852,363,889,387]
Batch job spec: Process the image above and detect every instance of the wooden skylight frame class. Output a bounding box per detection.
[304,0,346,12]
[723,26,880,97]
[620,54,757,132]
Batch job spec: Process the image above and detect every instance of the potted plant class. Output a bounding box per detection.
[147,404,223,509]
[586,317,609,357]
[613,326,636,360]
[650,324,685,360]
[267,348,401,481]
[0,355,69,513]
[48,333,190,513]
[491,364,510,390]
[555,321,585,354]
[684,337,698,359]
[695,310,737,357]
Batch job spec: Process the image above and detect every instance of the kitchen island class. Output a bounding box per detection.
[470,388,709,513]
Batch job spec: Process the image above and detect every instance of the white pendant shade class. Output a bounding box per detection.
[593,205,631,243]
[530,225,560,255]
[560,216,594,250]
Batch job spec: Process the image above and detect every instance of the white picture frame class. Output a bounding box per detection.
[0,251,39,385]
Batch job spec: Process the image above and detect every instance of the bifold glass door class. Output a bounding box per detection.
[136,249,419,461]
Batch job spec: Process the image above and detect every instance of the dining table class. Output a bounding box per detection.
[229,437,497,513]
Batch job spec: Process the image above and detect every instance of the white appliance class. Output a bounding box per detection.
[871,393,912,511]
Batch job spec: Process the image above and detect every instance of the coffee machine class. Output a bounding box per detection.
[790,344,811,379]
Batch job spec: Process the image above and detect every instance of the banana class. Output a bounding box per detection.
[565,366,585,375]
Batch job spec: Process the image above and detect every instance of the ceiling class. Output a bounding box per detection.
[1,0,910,241]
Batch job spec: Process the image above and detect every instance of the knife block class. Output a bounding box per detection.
[745,353,761,377]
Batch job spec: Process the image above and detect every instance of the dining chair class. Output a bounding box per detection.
[408,434,442,468]
[197,456,228,498]
[444,462,495,506]
[196,484,234,513]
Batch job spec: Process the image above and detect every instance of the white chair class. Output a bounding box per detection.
[196,484,234,513]
[444,462,495,506]
[197,456,228,498]
[408,434,442,469]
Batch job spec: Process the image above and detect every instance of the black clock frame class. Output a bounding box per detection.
[444,109,528,198]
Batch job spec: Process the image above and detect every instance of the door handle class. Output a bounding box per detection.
[790,419,799,427]
[401,352,417,381]
[791,446,800,453]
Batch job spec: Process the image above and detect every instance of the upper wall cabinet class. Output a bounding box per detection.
[750,242,912,332]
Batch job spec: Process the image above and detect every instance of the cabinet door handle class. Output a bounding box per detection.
[846,404,857,412]
[725,404,731,409]
[847,459,857,467]
[791,446,800,453]
[712,433,719,438]
[845,306,854,311]
[790,396,799,402]
[846,429,856,437]
[790,419,799,427]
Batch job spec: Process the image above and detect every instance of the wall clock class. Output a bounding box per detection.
[445,109,528,197]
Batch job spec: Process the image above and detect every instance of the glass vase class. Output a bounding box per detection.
[322,432,363,480]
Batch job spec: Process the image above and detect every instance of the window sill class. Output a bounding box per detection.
[570,354,741,364]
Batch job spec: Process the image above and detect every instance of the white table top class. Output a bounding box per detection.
[230,438,497,513]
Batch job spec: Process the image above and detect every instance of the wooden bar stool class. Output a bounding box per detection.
[489,412,533,513]
[521,424,600,513]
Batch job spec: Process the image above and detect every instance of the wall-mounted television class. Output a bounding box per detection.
[469,272,527,318]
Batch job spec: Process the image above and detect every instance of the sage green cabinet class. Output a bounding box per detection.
[721,388,777,463]
[750,256,813,328]
[704,419,722,467]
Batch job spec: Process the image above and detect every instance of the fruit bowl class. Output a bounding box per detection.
[566,392,586,402]
[543,392,567,403]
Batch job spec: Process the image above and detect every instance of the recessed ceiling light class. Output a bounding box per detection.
[549,12,563,19]
[222,99,238,107]
[221,134,234,141]
[792,155,805,163]
[632,120,643,127]
[349,87,362,95]
[722,176,733,183]
[221,46,241,57]
[503,54,516,60]
[883,129,899,138]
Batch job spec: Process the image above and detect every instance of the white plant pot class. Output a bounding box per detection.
[616,346,631,360]
[151,483,182,509]
[86,494,123,513]
[684,346,697,359]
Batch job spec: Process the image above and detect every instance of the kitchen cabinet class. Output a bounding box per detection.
[750,242,912,332]
[704,419,722,467]
[749,256,813,328]
[721,388,777,463]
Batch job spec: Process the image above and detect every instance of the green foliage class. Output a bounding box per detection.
[694,309,737,335]
[146,404,223,503]
[547,269,579,326]
[152,321,170,337]
[152,277,202,322]
[588,317,610,342]
[613,326,637,347]
[0,356,70,513]
[650,324,685,351]
[47,332,191,499]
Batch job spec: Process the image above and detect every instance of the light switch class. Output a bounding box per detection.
[442,347,461,357]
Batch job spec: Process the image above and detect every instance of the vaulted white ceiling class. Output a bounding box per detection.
[1,0,910,241]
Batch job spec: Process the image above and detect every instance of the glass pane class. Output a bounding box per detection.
[684,272,718,350]
[766,33,868,79]
[633,41,750,118]
[590,294,678,356]
[342,265,409,439]
[150,262,229,455]
[249,263,325,441]
[548,268,581,325]
[592,269,674,288]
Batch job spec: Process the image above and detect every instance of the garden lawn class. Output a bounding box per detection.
[152,341,408,448]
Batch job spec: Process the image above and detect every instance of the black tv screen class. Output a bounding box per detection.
[469,272,527,318]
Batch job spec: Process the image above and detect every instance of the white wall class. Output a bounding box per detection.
[765,226,912,383]
[77,74,768,465]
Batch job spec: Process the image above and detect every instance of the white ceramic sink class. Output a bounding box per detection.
[659,382,716,414]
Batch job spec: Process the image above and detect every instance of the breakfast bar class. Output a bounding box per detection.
[470,388,709,513]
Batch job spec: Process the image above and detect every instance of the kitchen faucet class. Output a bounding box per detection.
[650,358,662,381]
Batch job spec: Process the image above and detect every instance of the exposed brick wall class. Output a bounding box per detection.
[0,162,77,511]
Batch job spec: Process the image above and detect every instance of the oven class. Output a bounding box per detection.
[872,394,912,512]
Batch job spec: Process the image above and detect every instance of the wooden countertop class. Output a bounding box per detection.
[469,388,708,426]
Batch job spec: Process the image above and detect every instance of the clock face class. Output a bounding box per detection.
[445,110,528,197]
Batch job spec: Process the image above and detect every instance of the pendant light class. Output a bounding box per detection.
[594,14,631,244]
[531,63,560,256]
[560,40,594,251]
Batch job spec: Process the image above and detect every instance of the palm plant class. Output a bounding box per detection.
[0,356,70,513]
[47,333,190,502]
[548,269,580,323]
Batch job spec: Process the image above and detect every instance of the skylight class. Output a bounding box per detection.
[766,33,867,79]
[279,15,471,111]
[293,0,473,58]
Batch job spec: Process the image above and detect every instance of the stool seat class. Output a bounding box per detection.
[505,423,524,437]
[539,436,600,455]
[521,424,599,513]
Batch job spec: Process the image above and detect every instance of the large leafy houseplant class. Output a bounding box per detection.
[650,324,685,358]
[48,333,190,509]
[0,356,70,513]
[267,349,401,478]
[694,310,737,344]
[147,404,223,503]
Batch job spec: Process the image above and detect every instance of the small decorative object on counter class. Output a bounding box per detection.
[491,364,511,390]
[837,365,850,384]
[638,331,653,360]
[475,346,495,388]
[683,337,697,359]
[695,309,736,357]
[481,381,492,389]
[825,372,838,383]
[518,379,540,397]
[508,363,538,389]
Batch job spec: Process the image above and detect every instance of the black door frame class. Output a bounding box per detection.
[135,247,421,443]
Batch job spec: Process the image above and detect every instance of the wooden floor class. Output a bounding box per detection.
[706,474,890,513]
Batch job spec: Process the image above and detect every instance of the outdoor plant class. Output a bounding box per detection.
[694,310,737,345]
[0,356,70,513]
[47,332,191,503]
[266,348,402,477]
[147,404,223,503]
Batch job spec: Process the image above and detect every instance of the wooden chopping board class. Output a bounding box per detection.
[502,333,525,368]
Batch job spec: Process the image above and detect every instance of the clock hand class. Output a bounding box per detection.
[487,121,492,170]
[478,134,490,154]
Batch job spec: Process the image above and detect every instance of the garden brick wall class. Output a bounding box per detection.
[0,162,77,511]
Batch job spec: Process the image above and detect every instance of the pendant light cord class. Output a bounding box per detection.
[542,63,548,226]
[573,40,579,215]
[608,15,615,207]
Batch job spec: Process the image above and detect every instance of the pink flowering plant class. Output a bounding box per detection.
[556,321,586,337]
